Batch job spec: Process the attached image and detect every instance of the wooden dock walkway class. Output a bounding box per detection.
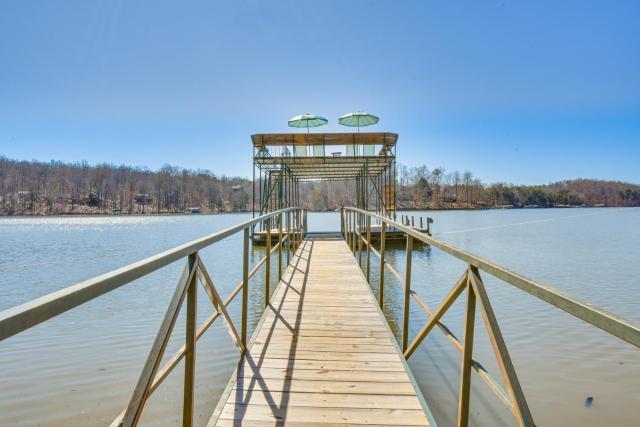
[209,236,431,426]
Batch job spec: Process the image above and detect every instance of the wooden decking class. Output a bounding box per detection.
[209,236,431,426]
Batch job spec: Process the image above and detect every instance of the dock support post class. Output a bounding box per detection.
[241,228,249,347]
[457,275,476,427]
[265,220,271,307]
[402,236,413,352]
[183,252,197,427]
[366,215,371,281]
[378,222,386,309]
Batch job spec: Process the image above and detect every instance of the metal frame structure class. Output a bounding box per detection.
[252,133,398,233]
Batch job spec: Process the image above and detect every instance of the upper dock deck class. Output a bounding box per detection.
[209,236,431,426]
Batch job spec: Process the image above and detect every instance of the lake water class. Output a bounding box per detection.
[1,208,638,426]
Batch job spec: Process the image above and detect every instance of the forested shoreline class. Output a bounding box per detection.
[1,157,639,215]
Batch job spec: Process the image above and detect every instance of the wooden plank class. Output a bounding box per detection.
[277,295,374,301]
[247,351,403,363]
[216,421,421,427]
[252,335,393,346]
[260,317,387,327]
[218,405,428,425]
[276,301,378,308]
[225,391,423,409]
[238,358,406,372]
[254,329,391,339]
[249,343,397,354]
[211,238,430,426]
[269,312,383,320]
[258,321,389,332]
[235,367,413,383]
[273,307,382,315]
[231,378,417,395]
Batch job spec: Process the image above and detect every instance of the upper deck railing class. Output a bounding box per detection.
[341,206,640,427]
[0,207,307,427]
[252,131,397,159]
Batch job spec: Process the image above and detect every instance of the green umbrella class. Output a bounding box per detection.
[288,113,328,133]
[339,111,379,132]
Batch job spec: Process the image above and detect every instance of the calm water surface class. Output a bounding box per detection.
[1,209,638,426]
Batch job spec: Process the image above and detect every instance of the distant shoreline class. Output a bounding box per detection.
[1,205,632,218]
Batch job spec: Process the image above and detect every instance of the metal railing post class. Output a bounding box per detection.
[378,221,386,309]
[403,235,413,352]
[286,211,290,264]
[265,220,271,307]
[304,210,308,237]
[366,215,371,281]
[346,211,351,248]
[296,209,300,250]
[458,274,476,427]
[351,211,357,255]
[346,210,350,249]
[358,213,363,266]
[298,209,302,247]
[183,252,197,427]
[278,213,283,280]
[241,228,249,347]
[292,210,296,251]
[293,209,297,251]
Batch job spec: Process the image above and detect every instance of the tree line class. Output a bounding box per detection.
[1,156,638,215]
[0,157,250,215]
[393,165,640,209]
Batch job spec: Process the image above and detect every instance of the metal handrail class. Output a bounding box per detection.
[343,207,640,348]
[0,207,304,342]
[0,207,307,427]
[341,206,640,427]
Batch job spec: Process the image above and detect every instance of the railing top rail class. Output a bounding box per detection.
[0,207,304,342]
[343,206,640,348]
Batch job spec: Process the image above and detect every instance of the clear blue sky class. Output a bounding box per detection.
[1,1,638,184]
